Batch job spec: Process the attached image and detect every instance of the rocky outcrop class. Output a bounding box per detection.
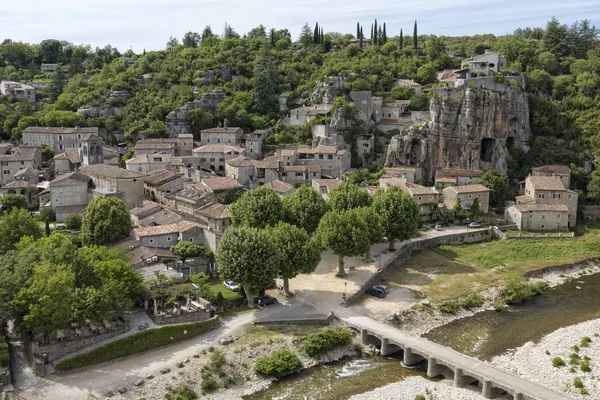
[77,107,122,119]
[310,75,346,104]
[165,90,226,136]
[386,81,530,182]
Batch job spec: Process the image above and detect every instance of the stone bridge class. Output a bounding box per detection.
[344,315,570,400]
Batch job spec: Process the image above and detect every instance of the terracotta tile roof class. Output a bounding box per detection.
[156,176,191,192]
[298,106,331,116]
[193,144,245,154]
[263,179,294,194]
[197,203,231,219]
[0,146,39,162]
[253,160,279,169]
[532,165,571,175]
[22,127,98,135]
[200,127,243,134]
[445,184,490,194]
[513,204,569,212]
[130,201,162,217]
[226,155,255,167]
[396,79,421,87]
[435,177,456,183]
[126,153,170,164]
[515,194,535,203]
[134,221,201,237]
[405,182,439,195]
[63,148,82,164]
[201,177,243,192]
[55,204,87,214]
[172,187,208,203]
[51,171,91,184]
[134,142,176,150]
[281,149,297,157]
[436,169,483,178]
[527,176,566,191]
[379,177,405,188]
[314,146,338,154]
[312,179,342,188]
[377,119,403,125]
[2,180,35,189]
[143,169,179,186]
[14,167,39,177]
[79,164,143,179]
[385,167,416,172]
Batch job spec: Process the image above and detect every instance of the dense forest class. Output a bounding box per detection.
[1,18,600,199]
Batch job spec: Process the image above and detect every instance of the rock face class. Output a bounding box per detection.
[165,90,226,136]
[310,75,346,104]
[386,82,530,182]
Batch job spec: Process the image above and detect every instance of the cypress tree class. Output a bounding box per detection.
[371,24,373,41]
[399,29,403,48]
[360,27,364,48]
[271,29,275,47]
[314,22,319,44]
[357,22,360,39]
[320,27,324,47]
[382,23,387,44]
[413,20,418,49]
[374,19,378,46]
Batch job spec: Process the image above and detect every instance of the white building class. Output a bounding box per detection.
[0,81,35,102]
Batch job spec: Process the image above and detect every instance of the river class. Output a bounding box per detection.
[247,272,600,399]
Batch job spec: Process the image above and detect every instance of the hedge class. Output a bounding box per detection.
[302,327,351,357]
[0,341,9,368]
[254,349,303,378]
[56,317,220,371]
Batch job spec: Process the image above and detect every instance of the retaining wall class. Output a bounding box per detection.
[343,228,493,306]
[254,312,335,326]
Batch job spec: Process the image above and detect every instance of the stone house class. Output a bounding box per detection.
[435,169,483,188]
[458,50,507,78]
[22,127,104,158]
[49,172,92,222]
[134,134,194,157]
[400,181,441,221]
[41,63,57,75]
[79,164,144,209]
[263,179,295,197]
[349,92,373,122]
[0,81,35,102]
[284,106,331,127]
[154,176,192,206]
[282,165,321,184]
[0,180,38,204]
[13,166,39,183]
[54,149,83,174]
[224,156,279,188]
[143,169,180,200]
[356,134,375,159]
[196,177,243,203]
[193,144,245,174]
[0,146,42,187]
[239,130,271,160]
[126,153,171,174]
[392,79,422,94]
[312,178,342,198]
[287,146,350,178]
[516,175,578,228]
[531,165,571,190]
[134,221,203,249]
[279,91,293,112]
[505,204,570,232]
[170,186,212,216]
[378,100,411,122]
[199,127,243,146]
[196,203,232,234]
[383,167,422,183]
[130,200,163,226]
[443,184,490,214]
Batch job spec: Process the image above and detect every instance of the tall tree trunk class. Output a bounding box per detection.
[283,277,290,296]
[244,284,254,308]
[388,239,395,251]
[336,255,346,277]
[364,246,372,263]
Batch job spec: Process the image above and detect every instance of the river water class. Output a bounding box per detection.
[247,272,600,399]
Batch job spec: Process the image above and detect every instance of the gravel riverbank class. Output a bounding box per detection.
[491,318,600,399]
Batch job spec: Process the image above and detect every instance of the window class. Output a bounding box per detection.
[542,215,546,219]
[228,139,231,144]
[529,214,533,219]
[469,194,472,199]
[58,145,64,150]
[189,237,194,242]
[3,170,9,175]
[328,155,333,160]
[418,196,422,200]
[149,238,154,244]
[207,139,210,143]
[217,138,221,143]
[429,196,433,201]
[76,195,81,203]
[0,162,6,166]
[133,179,137,183]
[59,196,64,204]
[167,236,171,241]
[250,148,253,152]
[76,186,81,192]
[539,193,545,199]
[138,167,143,172]
[541,225,545,229]
[21,161,24,165]
[557,214,561,218]
[58,135,63,141]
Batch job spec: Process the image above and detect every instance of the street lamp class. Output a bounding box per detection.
[343,282,347,303]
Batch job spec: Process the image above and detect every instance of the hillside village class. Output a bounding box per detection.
[0,16,599,400]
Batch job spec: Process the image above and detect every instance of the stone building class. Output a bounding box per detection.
[41,63,58,75]
[443,184,490,214]
[312,179,342,198]
[193,144,245,174]
[505,204,570,232]
[79,164,144,209]
[0,146,42,187]
[225,156,279,188]
[457,50,507,78]
[400,181,441,221]
[284,106,331,127]
[126,153,171,174]
[263,179,295,197]
[48,172,92,222]
[134,134,194,157]
[22,127,104,157]
[383,167,422,183]
[134,221,203,248]
[281,146,350,178]
[531,165,571,190]
[199,127,243,146]
[240,130,270,160]
[392,79,422,94]
[435,169,484,188]
[196,203,232,234]
[356,134,375,159]
[0,81,35,102]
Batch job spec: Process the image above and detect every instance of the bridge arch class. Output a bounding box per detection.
[361,330,382,350]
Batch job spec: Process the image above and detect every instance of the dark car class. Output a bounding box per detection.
[373,284,389,294]
[257,295,278,306]
[366,287,386,298]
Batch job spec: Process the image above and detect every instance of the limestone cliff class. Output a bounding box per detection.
[386,80,530,181]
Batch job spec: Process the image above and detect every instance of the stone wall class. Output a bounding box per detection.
[151,309,212,325]
[343,228,493,306]
[30,321,130,363]
[254,312,335,326]
[582,205,600,221]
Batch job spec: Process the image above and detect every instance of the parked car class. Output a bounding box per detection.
[373,284,389,294]
[257,295,278,306]
[434,223,443,231]
[468,222,482,228]
[366,287,386,298]
[223,280,239,292]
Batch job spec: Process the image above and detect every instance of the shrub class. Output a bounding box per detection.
[459,294,484,308]
[415,396,426,400]
[167,385,198,400]
[302,328,351,357]
[0,341,9,368]
[569,353,581,365]
[254,349,302,378]
[501,274,546,304]
[64,213,82,230]
[201,378,218,394]
[581,360,591,373]
[552,357,565,368]
[56,318,219,371]
[581,336,592,347]
[438,300,459,314]
[573,377,584,388]
[209,349,226,373]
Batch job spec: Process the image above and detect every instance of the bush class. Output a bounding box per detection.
[581,360,591,372]
[56,317,219,371]
[459,294,484,308]
[167,385,198,400]
[64,213,82,230]
[581,336,592,347]
[573,377,584,388]
[201,378,218,394]
[0,341,9,368]
[254,349,303,378]
[415,396,426,400]
[501,274,547,304]
[552,357,565,368]
[438,300,459,314]
[302,328,351,357]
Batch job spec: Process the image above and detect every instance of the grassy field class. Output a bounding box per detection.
[386,222,600,303]
[207,277,243,302]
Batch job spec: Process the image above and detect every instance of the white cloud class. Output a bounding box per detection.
[1,0,598,51]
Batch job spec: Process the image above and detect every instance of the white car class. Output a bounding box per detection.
[223,280,239,292]
[468,222,482,228]
[434,224,443,231]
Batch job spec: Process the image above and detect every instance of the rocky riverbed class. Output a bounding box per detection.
[491,318,600,399]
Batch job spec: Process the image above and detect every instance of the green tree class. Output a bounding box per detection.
[453,203,469,223]
[587,170,600,204]
[413,20,418,49]
[416,64,437,85]
[230,186,283,229]
[42,110,85,127]
[93,259,143,301]
[40,143,54,163]
[0,194,27,213]
[351,207,384,262]
[13,262,74,337]
[327,182,372,211]
[166,36,180,51]
[269,223,320,295]
[64,213,82,230]
[316,210,369,277]
[80,197,132,246]
[253,46,278,115]
[469,198,483,220]
[390,86,416,100]
[0,208,42,254]
[299,23,313,47]
[170,241,212,264]
[281,185,328,234]
[182,31,201,48]
[372,187,420,250]
[475,169,509,208]
[49,64,67,101]
[215,226,280,307]
[189,108,214,138]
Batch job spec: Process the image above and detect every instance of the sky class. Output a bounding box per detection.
[2,0,600,52]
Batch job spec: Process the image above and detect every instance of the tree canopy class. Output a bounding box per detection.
[327,182,372,211]
[230,186,283,229]
[372,187,420,250]
[282,185,328,233]
[80,197,132,246]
